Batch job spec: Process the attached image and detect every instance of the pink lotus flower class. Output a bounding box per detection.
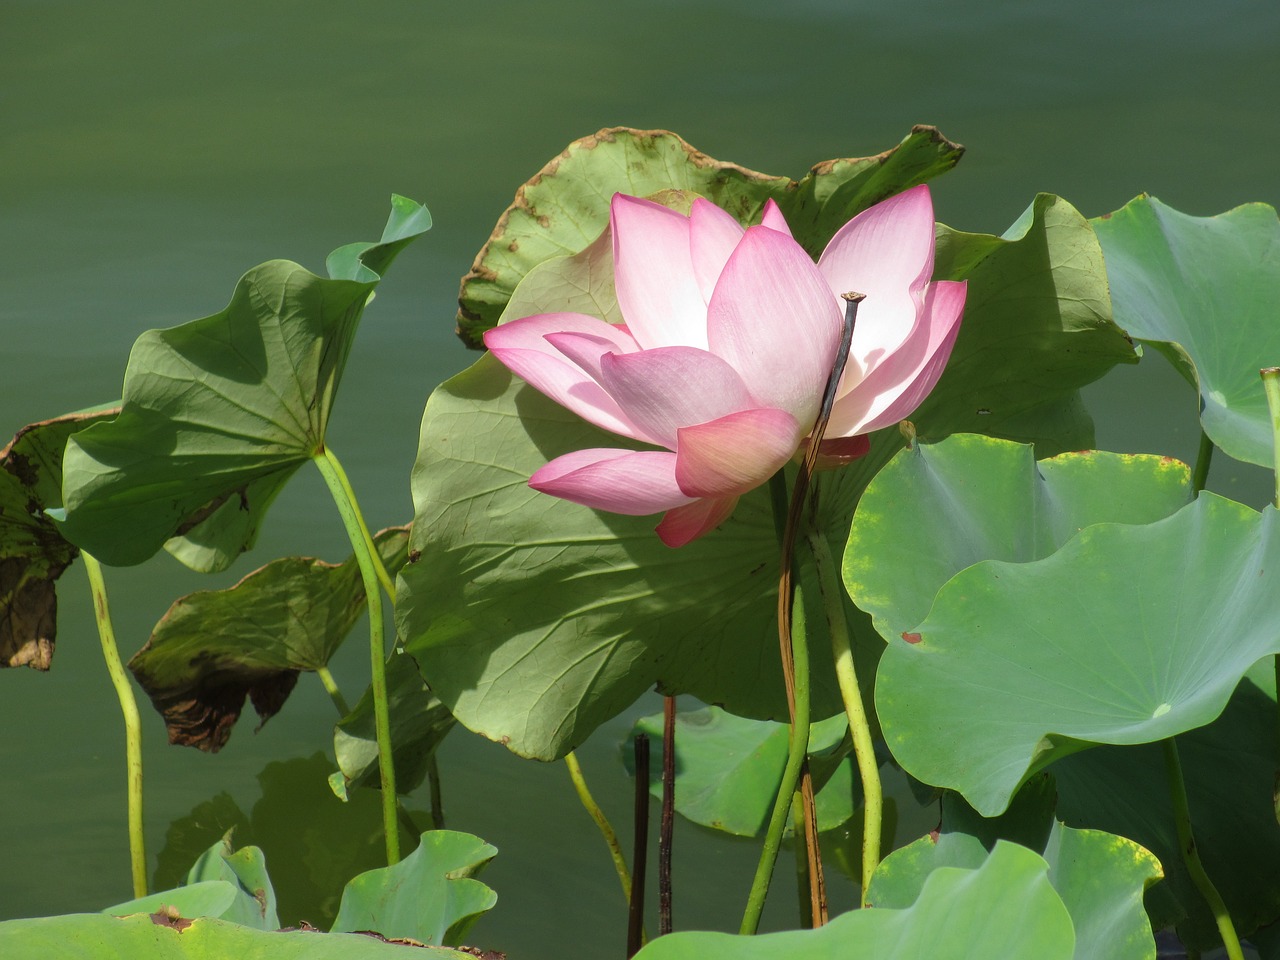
[483,185,966,547]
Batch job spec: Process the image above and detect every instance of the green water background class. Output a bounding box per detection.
[2,1,1278,955]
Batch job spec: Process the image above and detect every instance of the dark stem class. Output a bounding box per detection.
[627,734,651,958]
[659,696,676,936]
[427,753,445,830]
[1191,428,1214,494]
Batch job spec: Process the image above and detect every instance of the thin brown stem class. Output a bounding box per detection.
[659,696,676,936]
[627,734,651,958]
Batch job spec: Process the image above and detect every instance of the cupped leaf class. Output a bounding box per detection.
[0,913,475,958]
[1093,196,1280,467]
[868,823,1159,960]
[845,434,1192,644]
[0,404,117,670]
[326,193,435,283]
[59,197,430,570]
[180,838,279,930]
[633,841,1075,959]
[332,648,456,798]
[455,125,964,346]
[401,194,1138,760]
[129,527,408,752]
[625,706,860,837]
[878,493,1280,816]
[1055,676,1280,950]
[103,881,241,923]
[331,831,497,946]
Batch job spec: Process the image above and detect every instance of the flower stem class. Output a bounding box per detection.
[1191,428,1215,495]
[628,735,651,957]
[565,750,632,906]
[313,445,399,864]
[321,445,397,603]
[806,528,882,906]
[82,551,147,900]
[316,665,351,717]
[1162,737,1244,960]
[659,695,676,935]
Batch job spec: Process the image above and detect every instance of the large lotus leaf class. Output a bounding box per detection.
[454,125,964,346]
[401,194,1138,760]
[128,527,408,752]
[332,648,456,798]
[878,493,1280,816]
[0,913,474,958]
[868,824,1159,960]
[633,840,1074,959]
[625,706,860,837]
[1093,196,1280,467]
[1055,677,1280,950]
[845,434,1192,643]
[0,404,117,670]
[180,838,279,930]
[59,197,430,571]
[914,193,1137,453]
[331,831,497,946]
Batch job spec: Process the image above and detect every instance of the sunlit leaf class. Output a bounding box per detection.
[877,494,1280,816]
[180,837,279,930]
[59,197,430,571]
[1093,196,1280,467]
[129,527,408,752]
[331,831,497,946]
[455,125,964,347]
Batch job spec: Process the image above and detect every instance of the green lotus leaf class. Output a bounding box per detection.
[845,434,1192,644]
[179,838,279,930]
[103,882,241,923]
[1093,196,1280,467]
[454,125,964,347]
[0,404,117,670]
[625,706,860,837]
[1055,676,1280,950]
[868,823,1159,960]
[0,913,474,958]
[332,648,455,798]
[878,493,1280,816]
[331,831,497,947]
[129,527,408,752]
[399,194,1137,760]
[59,196,430,571]
[633,841,1074,959]
[326,193,435,283]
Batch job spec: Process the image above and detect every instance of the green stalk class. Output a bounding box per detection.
[565,751,633,905]
[1191,428,1215,495]
[740,581,813,935]
[321,446,397,603]
[313,446,399,864]
[1162,738,1244,960]
[427,753,445,830]
[790,790,812,928]
[316,665,351,716]
[82,552,147,899]
[806,529,881,906]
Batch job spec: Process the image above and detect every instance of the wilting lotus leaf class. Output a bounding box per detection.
[331,831,497,947]
[845,434,1192,644]
[400,192,1136,760]
[0,404,117,670]
[59,197,430,571]
[877,494,1280,816]
[129,527,408,752]
[633,841,1074,959]
[625,706,860,837]
[1093,196,1280,467]
[454,125,965,346]
[868,823,1159,960]
[332,648,456,798]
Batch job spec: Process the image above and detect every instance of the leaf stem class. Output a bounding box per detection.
[1261,368,1280,822]
[628,735,650,958]
[320,445,397,603]
[1162,737,1244,960]
[313,446,399,864]
[316,665,351,716]
[806,528,882,906]
[427,753,445,830]
[659,695,676,935]
[81,551,147,900]
[1191,428,1215,495]
[565,750,633,906]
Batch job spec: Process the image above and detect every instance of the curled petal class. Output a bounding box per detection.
[689,198,747,305]
[827,280,967,437]
[819,184,938,367]
[484,314,648,440]
[530,448,695,516]
[611,194,708,350]
[707,226,842,425]
[674,407,801,499]
[598,347,755,449]
[656,496,739,548]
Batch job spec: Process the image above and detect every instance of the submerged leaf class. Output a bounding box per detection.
[129,527,408,752]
